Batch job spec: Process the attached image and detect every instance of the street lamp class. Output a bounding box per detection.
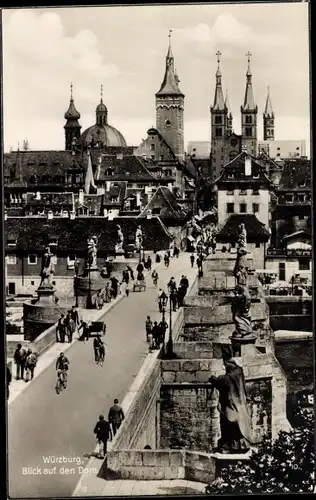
[166,290,174,358]
[86,259,93,309]
[159,291,168,325]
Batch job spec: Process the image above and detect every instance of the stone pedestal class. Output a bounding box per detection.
[23,285,68,341]
[74,267,105,309]
[230,335,258,357]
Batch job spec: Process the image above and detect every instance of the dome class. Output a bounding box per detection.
[80,124,127,148]
[96,100,107,113]
[64,99,81,120]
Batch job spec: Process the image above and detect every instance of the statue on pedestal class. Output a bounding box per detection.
[86,236,98,268]
[39,247,55,288]
[209,348,251,454]
[231,284,253,339]
[135,225,143,251]
[234,223,249,286]
[237,223,247,252]
[115,225,124,253]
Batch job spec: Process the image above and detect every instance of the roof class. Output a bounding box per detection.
[4,216,173,253]
[75,194,104,214]
[80,123,127,148]
[241,61,257,111]
[257,150,281,172]
[215,151,271,185]
[156,41,184,97]
[64,98,81,121]
[25,192,74,207]
[264,88,274,116]
[281,230,311,241]
[139,186,188,219]
[217,214,270,242]
[98,155,157,182]
[278,159,311,190]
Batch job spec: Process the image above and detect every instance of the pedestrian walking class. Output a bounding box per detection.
[13,343,23,380]
[125,282,130,297]
[157,289,167,313]
[180,275,189,296]
[155,252,161,263]
[147,331,154,351]
[164,253,170,267]
[170,289,178,312]
[177,286,186,308]
[167,277,177,293]
[25,349,38,382]
[145,315,153,342]
[65,311,75,343]
[158,320,168,345]
[146,256,152,271]
[56,314,66,343]
[105,282,112,303]
[190,254,195,267]
[127,265,135,281]
[7,365,12,399]
[108,399,125,436]
[152,321,160,349]
[94,415,112,459]
[71,305,80,337]
[110,276,119,299]
[78,320,90,342]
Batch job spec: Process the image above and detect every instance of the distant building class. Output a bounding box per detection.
[187,142,211,159]
[258,140,306,160]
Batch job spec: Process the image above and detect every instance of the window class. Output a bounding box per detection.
[298,214,304,220]
[285,194,294,203]
[255,242,260,248]
[228,173,235,179]
[8,238,17,247]
[252,188,259,195]
[7,255,16,265]
[245,127,252,137]
[75,174,82,184]
[240,203,247,213]
[28,254,37,265]
[226,203,234,214]
[245,115,252,124]
[299,259,310,271]
[279,262,286,281]
[215,128,222,137]
[31,281,35,286]
[226,189,234,195]
[253,203,259,213]
[150,144,155,151]
[297,194,305,203]
[68,254,76,261]
[240,189,247,195]
[152,207,161,215]
[215,116,222,125]
[151,155,155,160]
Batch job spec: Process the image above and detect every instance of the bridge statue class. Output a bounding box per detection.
[234,223,249,286]
[135,225,143,251]
[237,223,247,252]
[86,236,98,268]
[231,284,253,339]
[115,225,124,253]
[39,247,55,288]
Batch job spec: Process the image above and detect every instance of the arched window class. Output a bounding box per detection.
[245,115,252,124]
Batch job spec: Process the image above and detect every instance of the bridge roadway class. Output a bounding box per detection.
[8,254,195,498]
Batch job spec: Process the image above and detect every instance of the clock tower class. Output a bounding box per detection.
[155,30,185,159]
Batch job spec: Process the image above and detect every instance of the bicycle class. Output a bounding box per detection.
[55,369,68,394]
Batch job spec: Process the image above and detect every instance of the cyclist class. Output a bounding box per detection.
[93,335,105,363]
[151,270,159,287]
[55,352,70,387]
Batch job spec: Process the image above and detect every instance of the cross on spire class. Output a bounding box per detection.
[246,51,252,64]
[169,29,172,39]
[216,50,222,65]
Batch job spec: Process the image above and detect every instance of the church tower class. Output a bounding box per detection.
[64,84,81,151]
[263,86,275,141]
[156,30,184,159]
[210,51,228,178]
[241,51,258,156]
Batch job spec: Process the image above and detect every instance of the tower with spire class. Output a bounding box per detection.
[263,86,275,141]
[96,85,108,126]
[210,51,229,177]
[240,51,258,156]
[155,30,185,159]
[64,84,81,151]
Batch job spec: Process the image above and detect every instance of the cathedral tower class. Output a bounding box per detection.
[64,84,81,151]
[241,51,258,156]
[156,30,184,159]
[263,86,275,141]
[210,51,228,178]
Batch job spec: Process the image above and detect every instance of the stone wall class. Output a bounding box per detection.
[183,302,267,326]
[106,449,216,484]
[203,253,254,273]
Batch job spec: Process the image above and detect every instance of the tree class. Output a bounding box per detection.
[205,404,314,494]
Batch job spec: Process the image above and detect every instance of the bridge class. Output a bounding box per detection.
[7,253,197,498]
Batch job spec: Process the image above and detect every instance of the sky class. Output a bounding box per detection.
[2,3,310,155]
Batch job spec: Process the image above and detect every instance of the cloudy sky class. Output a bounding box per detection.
[2,3,310,155]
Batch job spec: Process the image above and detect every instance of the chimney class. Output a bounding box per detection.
[79,189,84,205]
[103,208,108,217]
[47,210,53,220]
[108,211,114,221]
[136,192,141,207]
[245,156,252,176]
[106,181,111,192]
[70,211,76,220]
[35,191,41,200]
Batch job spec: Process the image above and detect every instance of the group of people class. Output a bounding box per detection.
[190,252,205,277]
[13,343,38,383]
[56,306,80,343]
[145,316,168,351]
[93,399,125,458]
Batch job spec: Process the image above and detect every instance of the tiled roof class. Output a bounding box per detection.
[75,194,103,213]
[215,152,271,185]
[139,186,187,219]
[25,192,74,206]
[278,159,311,191]
[217,214,270,242]
[98,155,157,182]
[4,216,172,253]
[103,182,127,206]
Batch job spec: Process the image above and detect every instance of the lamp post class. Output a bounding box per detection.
[86,259,93,309]
[166,290,174,358]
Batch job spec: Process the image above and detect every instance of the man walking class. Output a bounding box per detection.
[170,288,178,312]
[13,343,23,380]
[152,321,160,348]
[78,319,90,342]
[145,315,153,342]
[180,275,189,296]
[71,305,80,337]
[94,415,112,459]
[190,253,195,267]
[56,314,66,343]
[108,399,125,436]
[25,349,37,382]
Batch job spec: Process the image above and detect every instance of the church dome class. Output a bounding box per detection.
[96,101,107,113]
[80,124,127,148]
[64,99,81,120]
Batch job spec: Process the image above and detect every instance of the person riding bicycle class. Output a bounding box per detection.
[55,352,69,385]
[151,270,159,286]
[93,335,105,362]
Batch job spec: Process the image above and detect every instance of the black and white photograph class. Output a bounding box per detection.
[3,1,313,498]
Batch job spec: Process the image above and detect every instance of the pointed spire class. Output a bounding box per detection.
[264,86,274,116]
[64,83,81,120]
[212,51,225,111]
[241,51,257,111]
[156,30,183,96]
[84,151,96,194]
